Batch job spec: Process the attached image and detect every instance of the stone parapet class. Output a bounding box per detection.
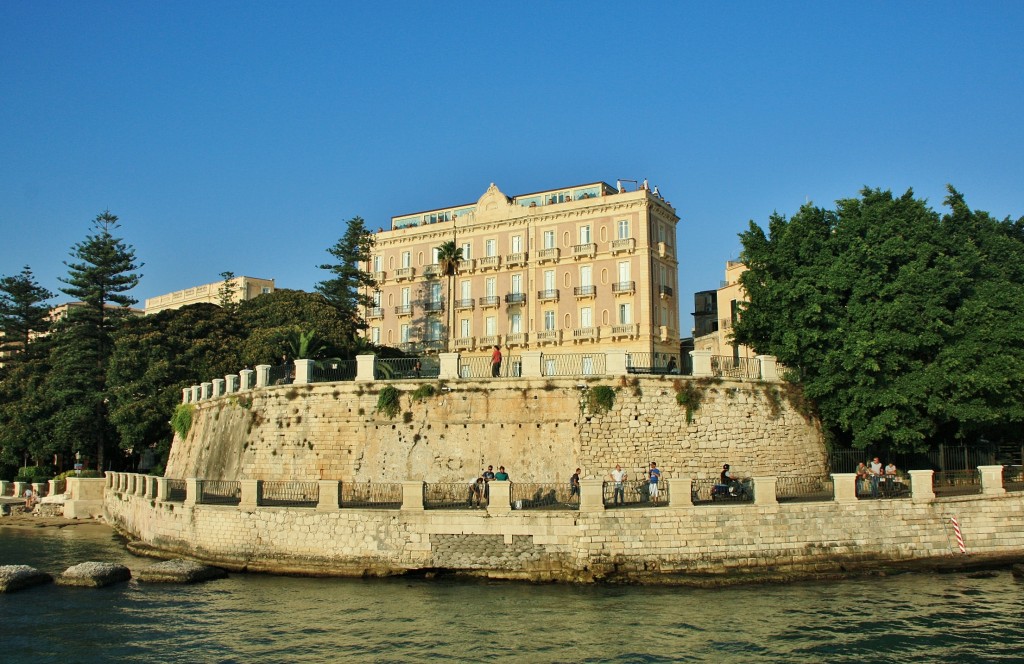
[909,470,935,503]
[979,465,1006,496]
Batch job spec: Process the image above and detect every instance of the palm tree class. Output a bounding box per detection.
[436,240,463,352]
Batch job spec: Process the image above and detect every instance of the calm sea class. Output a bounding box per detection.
[1,525,1021,663]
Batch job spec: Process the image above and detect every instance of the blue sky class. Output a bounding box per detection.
[2,1,1022,333]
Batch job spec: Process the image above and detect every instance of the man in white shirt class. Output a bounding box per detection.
[869,457,883,497]
[609,465,627,505]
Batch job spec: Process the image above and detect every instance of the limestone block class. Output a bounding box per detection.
[136,559,228,584]
[0,565,53,593]
[57,562,131,588]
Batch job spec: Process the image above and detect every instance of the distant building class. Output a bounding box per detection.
[49,301,145,322]
[693,261,756,362]
[144,276,275,315]
[361,180,681,360]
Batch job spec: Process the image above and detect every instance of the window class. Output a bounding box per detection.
[485,277,496,297]
[544,310,555,330]
[485,316,496,336]
[579,225,591,244]
[400,324,410,343]
[401,251,411,268]
[618,261,631,283]
[509,312,521,333]
[511,235,522,253]
[619,303,632,324]
[372,291,381,307]
[430,282,442,302]
[261,287,271,294]
[543,270,555,291]
[460,280,471,300]
[427,318,442,341]
[511,274,522,294]
[461,318,470,337]
[432,246,441,263]
[401,287,410,306]
[543,231,555,249]
[373,255,382,272]
[485,239,496,257]
[617,220,630,239]
[580,307,592,328]
[461,242,472,259]
[371,327,380,344]
[580,265,592,287]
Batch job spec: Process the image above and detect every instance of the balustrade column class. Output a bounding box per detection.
[977,465,1006,496]
[225,374,239,393]
[255,365,271,388]
[831,473,858,503]
[401,481,425,511]
[520,351,543,378]
[240,479,260,508]
[293,359,313,384]
[0,481,9,496]
[579,479,605,512]
[486,480,511,514]
[605,350,628,376]
[438,353,460,380]
[757,355,780,382]
[201,382,212,400]
[669,477,691,506]
[317,481,340,511]
[191,385,201,402]
[32,482,46,498]
[105,471,114,489]
[212,378,225,397]
[909,470,935,503]
[184,478,199,506]
[13,482,27,498]
[182,387,191,404]
[136,474,147,496]
[239,369,255,391]
[156,477,169,502]
[752,476,777,506]
[690,350,713,377]
[355,355,376,382]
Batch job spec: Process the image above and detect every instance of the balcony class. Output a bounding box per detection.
[658,241,674,259]
[571,327,598,342]
[478,256,501,270]
[611,323,639,339]
[537,289,559,302]
[536,330,561,345]
[423,264,441,278]
[612,281,635,294]
[372,270,386,283]
[454,337,475,350]
[479,295,501,309]
[423,300,444,313]
[572,243,596,260]
[574,285,597,299]
[536,247,560,263]
[454,298,475,310]
[505,332,527,347]
[659,285,674,299]
[610,238,635,254]
[395,267,415,281]
[366,307,384,319]
[458,258,475,273]
[505,252,528,267]
[478,335,501,347]
[504,292,527,305]
[394,304,412,317]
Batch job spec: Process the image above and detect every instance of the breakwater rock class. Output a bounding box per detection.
[0,565,53,593]
[136,559,228,584]
[56,562,131,588]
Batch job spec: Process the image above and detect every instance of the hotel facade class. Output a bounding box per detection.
[362,181,680,361]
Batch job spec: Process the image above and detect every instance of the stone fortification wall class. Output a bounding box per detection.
[106,475,1024,582]
[166,377,825,484]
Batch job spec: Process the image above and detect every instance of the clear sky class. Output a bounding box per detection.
[2,1,1022,333]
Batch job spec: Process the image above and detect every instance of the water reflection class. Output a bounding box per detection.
[1,526,1021,662]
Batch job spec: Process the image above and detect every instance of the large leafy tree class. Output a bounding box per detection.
[49,210,142,470]
[317,216,378,340]
[735,187,1024,451]
[0,265,54,361]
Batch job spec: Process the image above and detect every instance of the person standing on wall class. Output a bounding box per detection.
[494,466,509,481]
[491,345,502,377]
[569,468,581,500]
[647,462,661,503]
[610,465,627,505]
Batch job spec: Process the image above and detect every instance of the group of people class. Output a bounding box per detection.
[856,457,903,497]
[607,462,662,505]
[467,464,510,507]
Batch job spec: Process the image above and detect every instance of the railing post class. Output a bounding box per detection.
[757,355,780,382]
[978,465,1006,496]
[135,474,146,497]
[486,480,511,514]
[605,350,628,376]
[832,473,858,503]
[191,385,201,402]
[255,365,271,388]
[0,481,9,496]
[240,479,260,508]
[225,374,239,393]
[13,482,27,499]
[127,474,136,495]
[669,477,692,506]
[182,387,191,404]
[401,481,425,511]
[752,476,777,506]
[156,477,169,502]
[317,480,340,511]
[212,378,225,397]
[690,350,713,377]
[520,351,543,378]
[48,479,59,496]
[356,354,376,382]
[184,478,199,506]
[32,482,46,499]
[239,369,255,391]
[438,353,460,380]
[294,359,313,385]
[909,469,935,503]
[579,479,605,512]
[201,382,212,400]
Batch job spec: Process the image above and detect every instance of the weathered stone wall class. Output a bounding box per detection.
[167,377,825,484]
[106,480,1024,582]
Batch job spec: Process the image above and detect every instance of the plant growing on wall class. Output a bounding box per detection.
[171,403,195,439]
[375,385,401,419]
[674,380,703,424]
[586,385,616,415]
[411,384,436,402]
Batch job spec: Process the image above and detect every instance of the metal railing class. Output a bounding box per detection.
[602,479,669,507]
[366,307,384,319]
[166,479,186,502]
[857,474,911,500]
[540,353,605,376]
[827,446,997,474]
[424,482,481,510]
[612,281,635,293]
[511,482,579,510]
[197,480,241,506]
[537,289,559,301]
[658,285,673,297]
[536,247,560,261]
[375,357,440,380]
[261,481,319,507]
[479,295,501,308]
[504,292,527,305]
[776,475,834,503]
[394,304,413,316]
[691,478,754,505]
[626,352,682,375]
[310,361,356,383]
[339,482,402,509]
[573,285,597,297]
[933,470,982,497]
[423,300,444,312]
[711,356,760,380]
[268,365,291,385]
[1004,466,1024,492]
[458,354,522,378]
[454,298,475,310]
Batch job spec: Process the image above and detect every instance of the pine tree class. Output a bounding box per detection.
[317,216,378,340]
[0,265,54,361]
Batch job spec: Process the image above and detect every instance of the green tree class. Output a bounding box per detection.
[0,265,54,361]
[436,240,463,351]
[217,271,238,310]
[317,216,377,341]
[735,187,1024,452]
[49,210,142,470]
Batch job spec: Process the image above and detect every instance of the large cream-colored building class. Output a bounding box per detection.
[693,260,755,361]
[144,276,275,315]
[363,181,680,359]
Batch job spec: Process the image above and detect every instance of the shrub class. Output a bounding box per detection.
[674,380,703,424]
[376,385,401,419]
[53,469,103,481]
[171,403,195,439]
[587,385,616,415]
[411,384,436,402]
[15,465,53,482]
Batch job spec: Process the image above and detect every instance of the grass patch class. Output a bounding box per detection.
[375,385,401,419]
[171,404,195,439]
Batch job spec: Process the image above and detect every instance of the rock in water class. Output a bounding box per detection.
[135,559,228,584]
[57,562,132,588]
[0,565,53,593]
